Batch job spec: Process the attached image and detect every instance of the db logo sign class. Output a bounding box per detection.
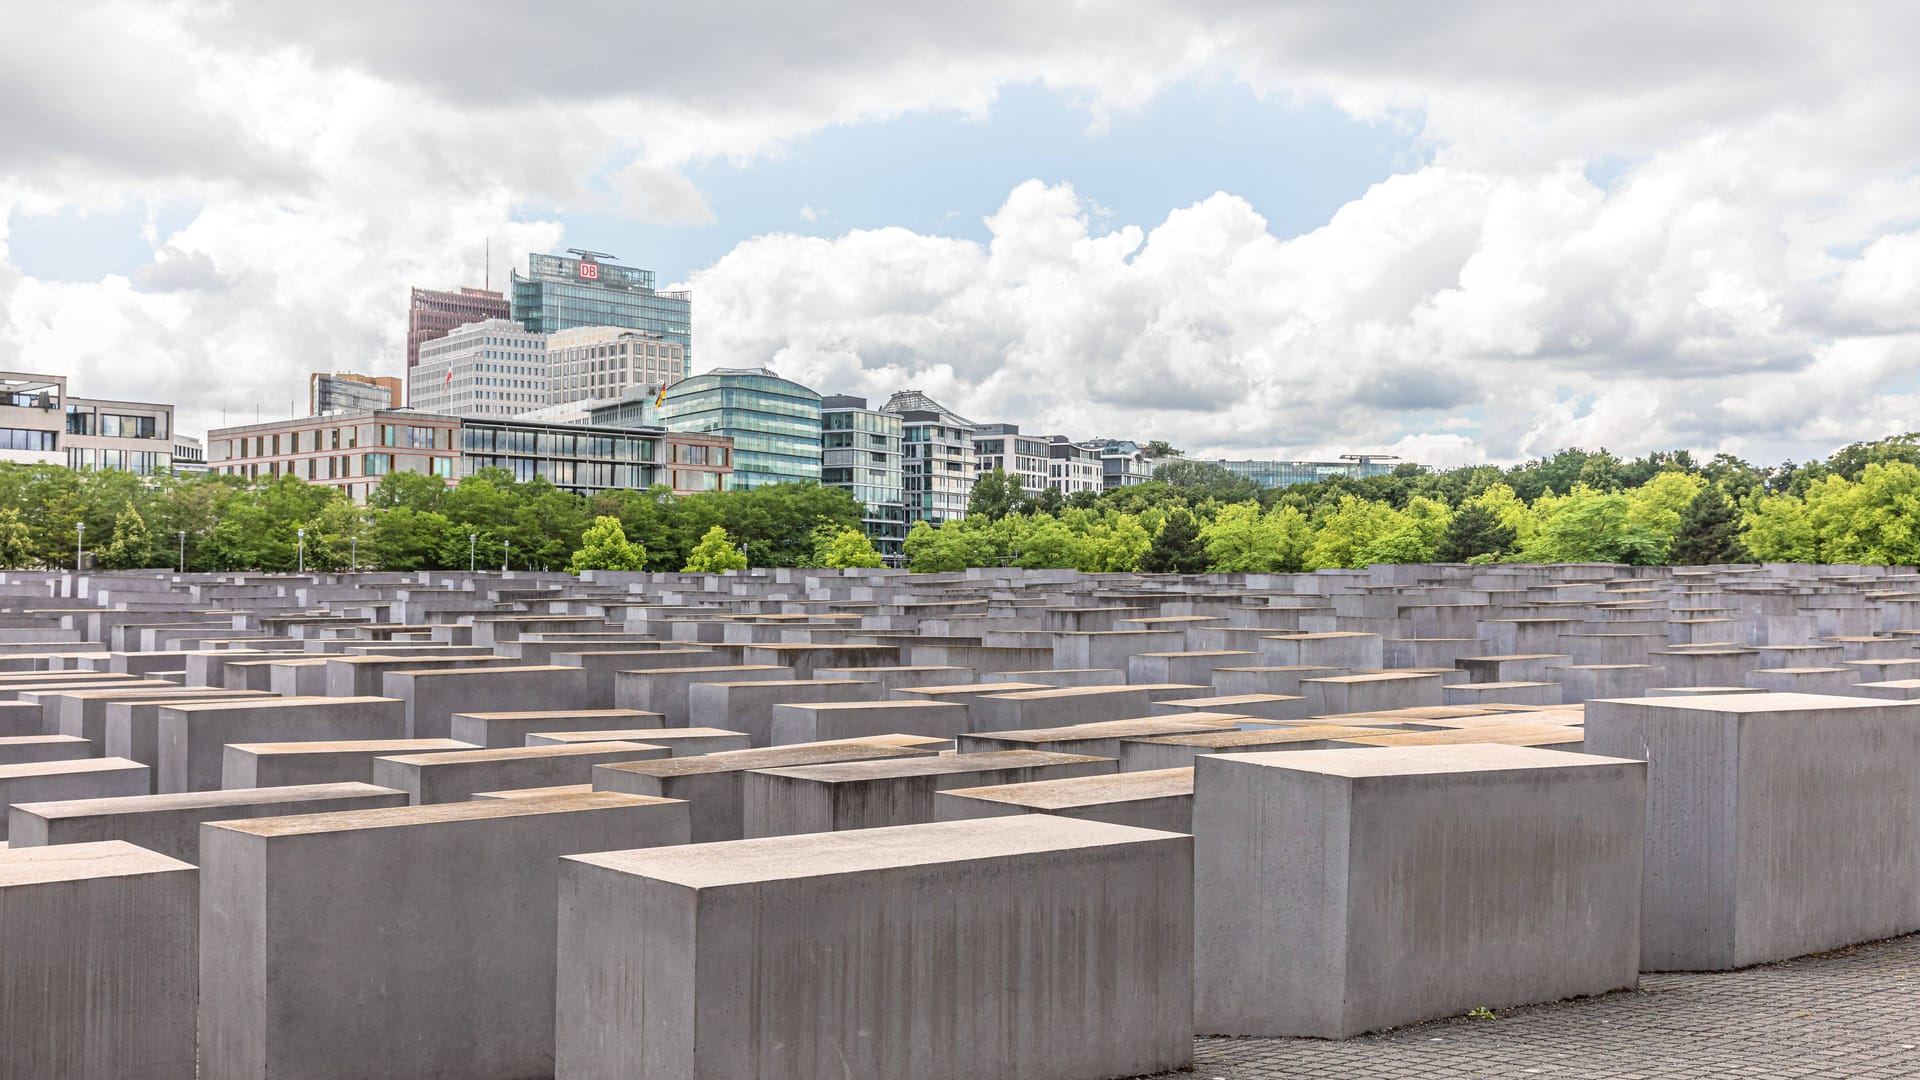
[577,261,601,281]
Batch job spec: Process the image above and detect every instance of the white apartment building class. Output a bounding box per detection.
[546,325,686,406]
[1048,436,1104,495]
[0,371,175,475]
[408,319,549,418]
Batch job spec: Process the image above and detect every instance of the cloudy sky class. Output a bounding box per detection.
[3,1,1917,467]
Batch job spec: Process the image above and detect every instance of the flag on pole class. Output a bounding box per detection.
[654,383,668,408]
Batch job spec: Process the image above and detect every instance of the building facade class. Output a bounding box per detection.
[173,434,208,475]
[821,395,906,564]
[206,410,730,500]
[883,390,976,527]
[311,372,402,415]
[1090,439,1154,490]
[510,252,691,363]
[406,286,510,371]
[408,319,548,418]
[0,372,174,475]
[1207,456,1401,488]
[656,368,821,490]
[1047,437,1104,495]
[972,423,1050,494]
[545,325,686,406]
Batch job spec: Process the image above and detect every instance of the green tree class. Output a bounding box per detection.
[1200,502,1312,573]
[819,527,884,569]
[1075,511,1151,572]
[1437,501,1517,562]
[1741,492,1817,562]
[97,500,154,569]
[1141,509,1208,574]
[1670,486,1747,565]
[0,507,31,569]
[967,468,1024,522]
[1304,495,1405,569]
[569,515,648,573]
[683,525,748,573]
[1524,486,1668,564]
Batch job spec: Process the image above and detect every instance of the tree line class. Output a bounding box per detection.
[1,431,1915,574]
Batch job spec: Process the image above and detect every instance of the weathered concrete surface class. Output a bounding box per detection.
[382,664,597,739]
[767,699,968,747]
[525,726,751,754]
[448,707,666,749]
[557,816,1193,1080]
[9,781,406,862]
[0,757,150,838]
[373,741,672,804]
[221,738,477,788]
[156,696,405,793]
[686,678,883,746]
[0,840,197,1080]
[744,749,1117,836]
[936,767,1195,832]
[1193,745,1645,1038]
[199,793,688,1080]
[1586,692,1920,970]
[594,742,938,842]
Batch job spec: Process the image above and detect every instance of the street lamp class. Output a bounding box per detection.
[502,539,510,573]
[178,531,186,573]
[350,536,358,573]
[296,528,306,574]
[74,522,84,571]
[468,533,477,572]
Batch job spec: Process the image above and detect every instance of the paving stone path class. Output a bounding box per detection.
[1162,933,1920,1078]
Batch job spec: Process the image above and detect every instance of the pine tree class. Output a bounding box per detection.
[1669,487,1747,565]
[1140,509,1208,574]
[1436,501,1516,562]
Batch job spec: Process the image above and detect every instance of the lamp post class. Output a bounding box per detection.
[350,536,358,573]
[178,531,185,573]
[296,528,306,574]
[468,533,477,572]
[75,522,84,571]
[502,539,510,573]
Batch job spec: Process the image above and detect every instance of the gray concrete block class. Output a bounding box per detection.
[157,697,406,794]
[959,714,1242,758]
[767,699,968,746]
[9,782,406,862]
[524,726,751,754]
[0,733,91,765]
[383,664,599,739]
[449,708,666,749]
[1193,744,1645,1038]
[968,684,1208,732]
[611,664,792,723]
[199,792,687,1080]
[935,767,1195,832]
[1150,693,1311,720]
[221,738,477,788]
[687,678,882,746]
[1302,672,1447,714]
[1586,692,1920,970]
[0,841,197,1080]
[373,741,673,804]
[593,742,939,842]
[556,816,1193,1079]
[744,749,1117,836]
[1118,725,1391,772]
[0,758,150,839]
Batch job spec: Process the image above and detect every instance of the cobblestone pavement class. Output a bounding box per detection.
[1152,933,1920,1078]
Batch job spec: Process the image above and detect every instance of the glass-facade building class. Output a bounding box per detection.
[1210,457,1399,488]
[821,395,906,564]
[973,422,1049,494]
[510,253,692,363]
[655,368,821,490]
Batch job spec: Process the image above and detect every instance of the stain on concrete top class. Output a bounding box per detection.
[0,839,193,886]
[943,767,1194,808]
[209,790,674,836]
[14,782,400,819]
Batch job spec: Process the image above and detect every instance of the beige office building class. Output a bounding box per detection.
[0,371,174,475]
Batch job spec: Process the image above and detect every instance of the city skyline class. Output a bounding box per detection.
[3,3,1918,468]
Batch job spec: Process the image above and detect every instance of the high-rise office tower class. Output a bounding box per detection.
[406,286,511,371]
[510,251,692,364]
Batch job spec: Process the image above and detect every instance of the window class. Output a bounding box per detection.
[64,407,93,435]
[0,428,56,451]
[362,453,392,476]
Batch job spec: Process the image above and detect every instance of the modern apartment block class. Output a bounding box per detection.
[407,319,549,418]
[206,409,730,500]
[656,368,821,490]
[406,286,510,371]
[1047,437,1104,495]
[173,434,208,475]
[311,372,402,415]
[546,325,686,406]
[972,423,1050,494]
[821,395,906,564]
[510,251,691,363]
[1087,439,1154,489]
[883,390,976,527]
[0,371,174,475]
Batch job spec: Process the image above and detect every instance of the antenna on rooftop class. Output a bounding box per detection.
[565,248,619,263]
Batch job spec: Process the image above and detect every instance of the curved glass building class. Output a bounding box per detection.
[655,368,821,490]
